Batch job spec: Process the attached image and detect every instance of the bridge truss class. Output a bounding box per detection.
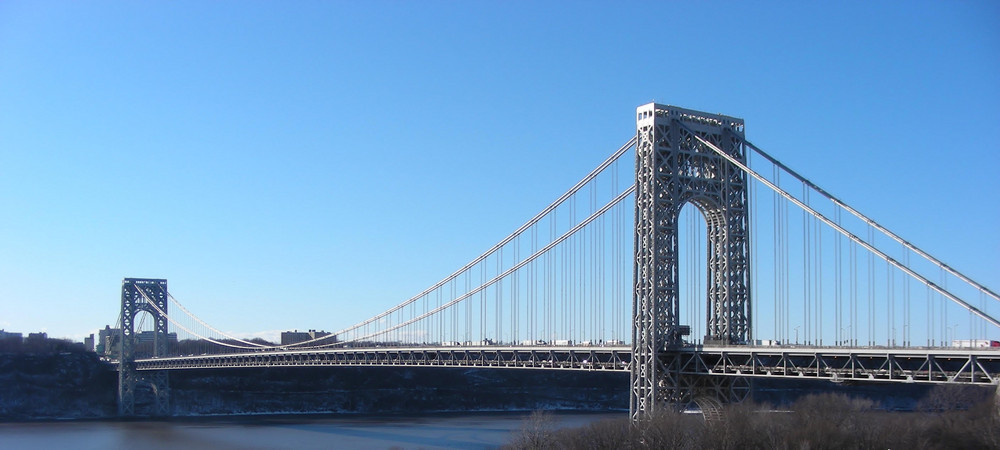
[135,345,999,387]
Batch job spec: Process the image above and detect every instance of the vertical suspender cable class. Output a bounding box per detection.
[512,240,517,343]
[815,203,822,345]
[885,261,896,347]
[530,226,536,343]
[564,214,570,342]
[597,191,603,342]
[980,291,987,341]
[481,261,486,342]
[851,240,857,346]
[589,203,594,342]
[782,170,789,344]
[465,271,471,343]
[889,260,895,346]
[867,225,874,346]
[927,285,933,346]
[609,199,616,343]
[773,166,781,343]
[835,209,842,345]
[597,198,603,343]
[749,165,758,342]
[802,186,810,343]
[941,269,947,344]
[903,252,909,346]
[497,247,502,343]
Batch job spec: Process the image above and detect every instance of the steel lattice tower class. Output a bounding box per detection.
[118,278,170,416]
[631,104,751,421]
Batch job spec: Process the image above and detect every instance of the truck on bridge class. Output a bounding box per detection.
[951,340,1000,348]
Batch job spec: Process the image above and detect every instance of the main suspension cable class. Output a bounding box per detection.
[133,288,265,350]
[686,129,1000,329]
[330,137,638,341]
[167,292,268,347]
[741,137,999,303]
[332,185,637,346]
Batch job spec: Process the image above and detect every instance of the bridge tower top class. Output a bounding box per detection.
[636,103,744,132]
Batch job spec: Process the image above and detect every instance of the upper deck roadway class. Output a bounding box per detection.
[134,345,1000,385]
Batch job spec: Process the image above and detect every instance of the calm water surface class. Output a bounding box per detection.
[0,411,624,449]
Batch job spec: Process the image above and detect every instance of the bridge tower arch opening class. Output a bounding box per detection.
[677,200,719,345]
[118,278,170,417]
[631,103,752,422]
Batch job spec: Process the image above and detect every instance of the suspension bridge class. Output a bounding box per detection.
[114,103,1000,419]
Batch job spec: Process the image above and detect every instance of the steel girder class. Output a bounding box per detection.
[134,346,632,371]
[677,347,1000,385]
[631,104,751,421]
[132,346,1000,387]
[118,278,170,417]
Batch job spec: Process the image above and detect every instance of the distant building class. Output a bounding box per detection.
[0,329,23,341]
[135,331,178,345]
[95,326,177,357]
[0,330,22,351]
[281,329,336,345]
[26,332,47,341]
[98,325,122,357]
[84,334,95,352]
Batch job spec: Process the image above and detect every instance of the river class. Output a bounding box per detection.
[0,411,624,449]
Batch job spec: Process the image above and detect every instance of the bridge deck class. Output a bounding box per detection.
[133,345,1000,385]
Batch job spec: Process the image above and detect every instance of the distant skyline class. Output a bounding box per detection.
[1,1,998,342]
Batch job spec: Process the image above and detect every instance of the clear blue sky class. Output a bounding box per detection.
[1,1,997,341]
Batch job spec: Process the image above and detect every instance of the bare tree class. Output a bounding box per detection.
[507,410,556,450]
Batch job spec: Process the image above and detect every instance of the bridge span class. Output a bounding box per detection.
[135,345,1000,385]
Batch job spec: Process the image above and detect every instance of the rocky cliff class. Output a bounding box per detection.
[0,351,117,419]
[170,366,628,416]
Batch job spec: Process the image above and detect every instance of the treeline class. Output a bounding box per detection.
[507,385,999,449]
[0,336,87,354]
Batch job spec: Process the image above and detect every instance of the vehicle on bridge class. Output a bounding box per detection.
[951,340,1000,348]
